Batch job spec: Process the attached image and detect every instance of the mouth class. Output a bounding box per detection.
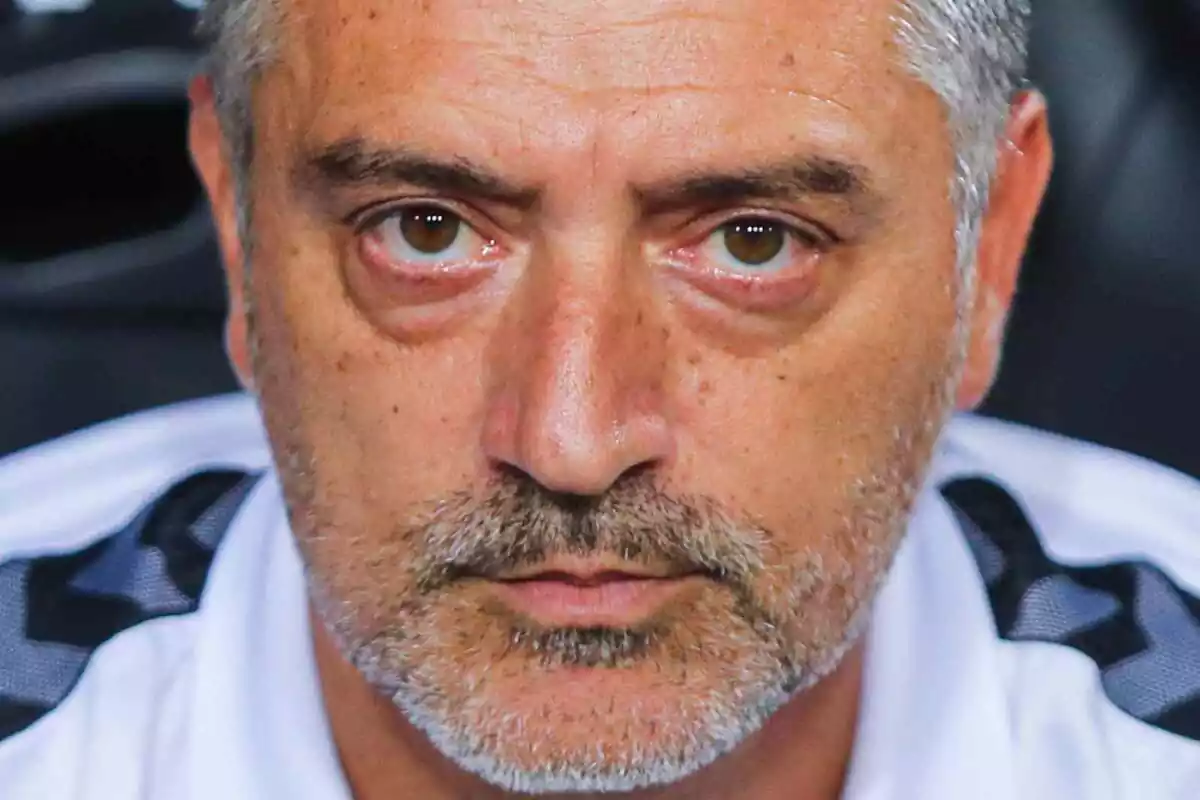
[483,558,709,627]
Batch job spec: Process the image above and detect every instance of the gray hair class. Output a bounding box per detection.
[196,0,1030,274]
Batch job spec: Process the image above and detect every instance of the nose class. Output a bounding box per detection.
[482,242,674,497]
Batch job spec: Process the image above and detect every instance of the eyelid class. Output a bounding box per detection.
[685,209,839,250]
[345,197,494,239]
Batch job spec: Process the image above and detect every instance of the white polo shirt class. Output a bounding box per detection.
[1,394,1198,798]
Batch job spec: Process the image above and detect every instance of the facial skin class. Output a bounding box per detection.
[189,0,1052,797]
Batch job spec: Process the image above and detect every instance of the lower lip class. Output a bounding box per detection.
[488,576,701,626]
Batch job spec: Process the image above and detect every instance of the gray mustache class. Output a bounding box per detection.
[403,471,768,594]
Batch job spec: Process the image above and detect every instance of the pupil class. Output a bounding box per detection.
[400,207,459,254]
[723,220,784,265]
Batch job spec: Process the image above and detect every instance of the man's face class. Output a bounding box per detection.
[195,0,999,792]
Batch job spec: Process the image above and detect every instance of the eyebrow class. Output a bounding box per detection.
[296,138,540,209]
[296,137,879,217]
[634,157,877,216]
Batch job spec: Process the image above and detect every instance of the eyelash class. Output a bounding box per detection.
[345,200,839,264]
[347,198,475,234]
[690,209,837,250]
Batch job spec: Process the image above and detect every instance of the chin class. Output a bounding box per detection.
[394,661,792,794]
[371,612,814,795]
[319,560,871,793]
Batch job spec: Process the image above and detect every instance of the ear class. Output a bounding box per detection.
[188,75,255,393]
[955,91,1054,411]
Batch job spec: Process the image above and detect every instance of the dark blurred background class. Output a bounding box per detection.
[1,1,1198,476]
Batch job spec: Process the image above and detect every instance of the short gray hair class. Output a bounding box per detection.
[197,0,1031,273]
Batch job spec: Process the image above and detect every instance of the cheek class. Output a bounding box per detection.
[246,221,494,547]
[671,248,959,550]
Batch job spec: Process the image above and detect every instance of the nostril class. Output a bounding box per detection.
[489,460,661,509]
[547,489,604,514]
[490,462,601,509]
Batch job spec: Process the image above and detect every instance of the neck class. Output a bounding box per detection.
[313,611,864,800]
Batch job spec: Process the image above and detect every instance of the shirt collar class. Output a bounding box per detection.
[842,481,1017,800]
[185,472,352,800]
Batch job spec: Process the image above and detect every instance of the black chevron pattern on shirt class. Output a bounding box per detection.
[0,469,258,742]
[943,476,1200,741]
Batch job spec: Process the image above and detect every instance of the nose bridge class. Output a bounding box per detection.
[532,274,617,453]
[485,232,671,495]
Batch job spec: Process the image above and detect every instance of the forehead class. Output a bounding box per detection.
[266,0,941,185]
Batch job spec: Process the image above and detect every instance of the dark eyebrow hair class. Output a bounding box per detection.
[295,137,879,220]
[635,157,878,216]
[295,137,540,209]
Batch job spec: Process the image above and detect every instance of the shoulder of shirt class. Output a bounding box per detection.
[0,393,272,559]
[933,415,1200,767]
[936,412,1200,596]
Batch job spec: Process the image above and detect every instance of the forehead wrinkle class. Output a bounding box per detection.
[293,83,888,206]
[357,31,865,115]
[508,8,776,41]
[275,0,913,126]
[270,0,906,96]
[462,84,863,122]
[266,0,936,221]
[300,1,886,89]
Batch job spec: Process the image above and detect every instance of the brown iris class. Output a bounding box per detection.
[398,206,461,254]
[722,218,786,266]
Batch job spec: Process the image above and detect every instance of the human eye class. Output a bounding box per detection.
[358,203,496,271]
[698,215,826,275]
[660,212,836,312]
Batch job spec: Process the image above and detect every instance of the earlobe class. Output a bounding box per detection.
[955,90,1054,411]
[188,75,255,392]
